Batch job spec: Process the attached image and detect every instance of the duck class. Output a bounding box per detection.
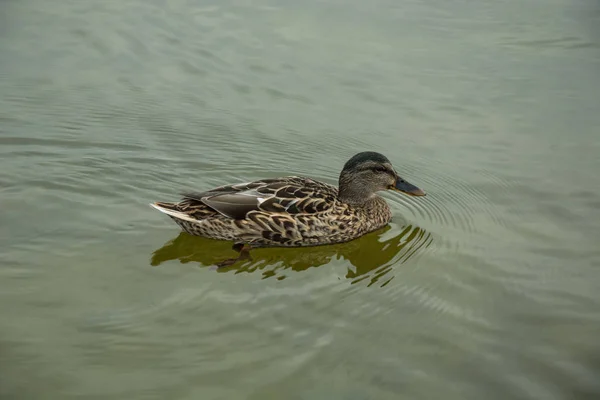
[150,151,425,266]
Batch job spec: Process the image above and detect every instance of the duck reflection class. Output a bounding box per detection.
[151,224,432,285]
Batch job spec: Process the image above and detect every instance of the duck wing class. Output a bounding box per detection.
[181,176,337,220]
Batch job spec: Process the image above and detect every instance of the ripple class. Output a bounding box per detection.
[389,160,511,241]
[0,136,146,152]
[501,36,599,50]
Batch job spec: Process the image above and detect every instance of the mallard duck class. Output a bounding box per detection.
[151,151,425,266]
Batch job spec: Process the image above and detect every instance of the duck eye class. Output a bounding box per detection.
[374,166,387,173]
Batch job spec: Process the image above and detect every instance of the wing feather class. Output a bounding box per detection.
[180,176,337,220]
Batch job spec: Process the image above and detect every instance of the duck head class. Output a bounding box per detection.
[338,151,425,205]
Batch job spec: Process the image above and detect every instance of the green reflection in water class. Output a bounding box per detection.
[151,224,432,287]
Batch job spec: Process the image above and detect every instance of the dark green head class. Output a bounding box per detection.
[338,151,425,204]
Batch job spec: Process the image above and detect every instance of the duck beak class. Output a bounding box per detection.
[392,176,426,196]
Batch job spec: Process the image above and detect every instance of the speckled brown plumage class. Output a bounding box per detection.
[151,152,425,248]
[153,176,391,247]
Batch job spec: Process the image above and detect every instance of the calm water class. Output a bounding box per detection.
[1,0,600,399]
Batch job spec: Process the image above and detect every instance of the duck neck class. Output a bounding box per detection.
[338,177,374,206]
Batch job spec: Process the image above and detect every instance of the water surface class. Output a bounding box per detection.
[1,0,600,399]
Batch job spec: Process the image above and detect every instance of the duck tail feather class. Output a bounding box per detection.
[149,202,200,224]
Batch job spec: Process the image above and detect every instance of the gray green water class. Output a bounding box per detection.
[1,0,600,399]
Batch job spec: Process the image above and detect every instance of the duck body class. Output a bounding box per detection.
[151,176,392,247]
[151,152,425,248]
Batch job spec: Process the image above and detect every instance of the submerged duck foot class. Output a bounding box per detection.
[216,243,252,268]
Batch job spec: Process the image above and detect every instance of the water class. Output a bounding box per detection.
[1,0,599,398]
